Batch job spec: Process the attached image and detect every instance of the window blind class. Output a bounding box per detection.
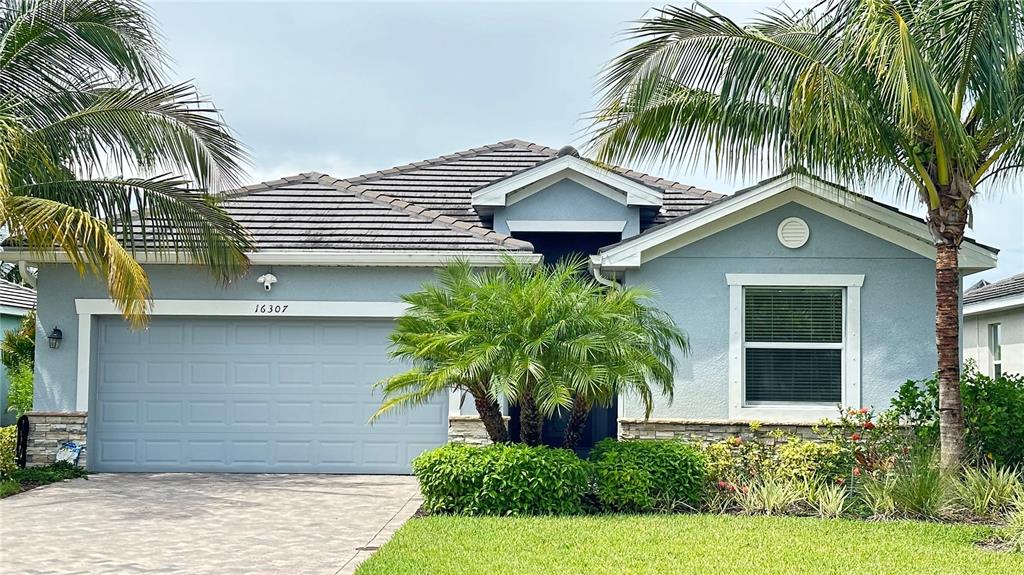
[744,287,843,405]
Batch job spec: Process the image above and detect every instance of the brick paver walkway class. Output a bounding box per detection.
[0,473,421,575]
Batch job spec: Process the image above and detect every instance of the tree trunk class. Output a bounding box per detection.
[519,392,543,446]
[473,394,508,443]
[562,395,591,450]
[935,242,966,468]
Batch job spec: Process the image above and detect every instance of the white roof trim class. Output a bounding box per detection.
[506,220,627,233]
[593,173,997,272]
[964,293,1024,316]
[471,155,663,208]
[2,249,542,267]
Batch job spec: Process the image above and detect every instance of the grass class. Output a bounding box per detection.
[355,514,1023,575]
[0,463,88,498]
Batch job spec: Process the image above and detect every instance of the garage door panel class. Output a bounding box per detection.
[91,317,447,473]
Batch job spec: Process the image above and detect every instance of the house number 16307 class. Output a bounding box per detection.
[254,304,289,314]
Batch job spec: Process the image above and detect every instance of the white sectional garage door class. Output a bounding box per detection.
[90,316,447,473]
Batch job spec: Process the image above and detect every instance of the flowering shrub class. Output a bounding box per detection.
[813,407,908,475]
[704,426,854,486]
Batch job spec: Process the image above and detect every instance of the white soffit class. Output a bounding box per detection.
[471,155,663,208]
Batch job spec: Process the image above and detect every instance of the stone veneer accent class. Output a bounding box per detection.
[448,415,511,445]
[24,411,87,467]
[619,418,820,443]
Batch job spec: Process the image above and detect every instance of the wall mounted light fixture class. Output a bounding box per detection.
[47,327,63,349]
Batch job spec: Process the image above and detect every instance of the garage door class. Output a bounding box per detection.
[90,316,447,473]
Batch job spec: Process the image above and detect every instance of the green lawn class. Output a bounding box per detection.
[355,514,1022,575]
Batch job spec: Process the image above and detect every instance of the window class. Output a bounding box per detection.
[988,323,1002,378]
[743,287,843,404]
[727,274,863,421]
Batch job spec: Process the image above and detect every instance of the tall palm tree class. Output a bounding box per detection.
[0,0,251,327]
[589,0,1023,468]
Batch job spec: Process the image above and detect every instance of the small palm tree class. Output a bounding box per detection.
[589,1,1023,468]
[559,285,688,450]
[0,0,251,326]
[375,261,511,443]
[375,257,688,448]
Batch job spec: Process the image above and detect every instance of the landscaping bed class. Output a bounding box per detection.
[0,462,88,498]
[355,514,1023,575]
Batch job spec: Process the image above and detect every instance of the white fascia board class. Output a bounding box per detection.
[3,250,541,267]
[726,273,865,287]
[471,155,663,208]
[0,305,33,316]
[594,173,997,271]
[963,293,1024,316]
[506,220,627,233]
[75,298,410,318]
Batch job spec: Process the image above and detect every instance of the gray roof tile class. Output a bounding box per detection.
[0,279,36,310]
[964,273,1024,305]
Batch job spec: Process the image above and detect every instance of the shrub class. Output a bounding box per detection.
[734,478,803,516]
[590,439,707,511]
[859,475,898,518]
[5,361,33,416]
[891,361,1024,466]
[413,443,590,516]
[803,481,849,519]
[0,426,16,480]
[952,465,1021,518]
[705,430,854,485]
[813,407,908,474]
[592,451,653,512]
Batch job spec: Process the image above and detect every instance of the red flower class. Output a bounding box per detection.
[836,477,846,485]
[851,433,862,441]
[859,407,870,414]
[717,481,728,489]
[852,467,861,477]
[863,421,876,430]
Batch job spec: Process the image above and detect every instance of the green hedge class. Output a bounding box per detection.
[591,439,708,512]
[0,426,17,480]
[413,443,591,516]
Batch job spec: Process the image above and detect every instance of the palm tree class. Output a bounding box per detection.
[589,0,1023,468]
[374,260,511,443]
[375,257,688,448]
[0,0,251,327]
[560,285,688,450]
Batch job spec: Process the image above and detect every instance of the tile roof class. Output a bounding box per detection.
[0,278,36,310]
[338,139,722,230]
[218,173,532,252]
[964,272,1024,305]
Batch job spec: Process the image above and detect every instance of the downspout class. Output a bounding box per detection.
[589,255,617,287]
[18,261,36,288]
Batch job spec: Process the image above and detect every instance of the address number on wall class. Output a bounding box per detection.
[253,304,289,314]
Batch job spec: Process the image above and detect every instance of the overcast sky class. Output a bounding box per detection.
[153,0,1022,282]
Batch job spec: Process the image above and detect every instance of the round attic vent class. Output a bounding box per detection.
[777,217,810,249]
[556,145,579,158]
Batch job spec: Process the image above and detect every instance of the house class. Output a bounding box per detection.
[4,140,998,472]
[0,278,36,426]
[963,273,1023,378]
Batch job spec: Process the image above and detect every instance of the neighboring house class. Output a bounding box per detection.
[3,140,998,472]
[0,278,36,426]
[963,273,1023,378]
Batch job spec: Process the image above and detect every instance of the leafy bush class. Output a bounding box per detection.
[813,407,909,474]
[803,481,849,518]
[1,310,35,371]
[5,361,33,416]
[413,443,591,516]
[590,439,707,511]
[592,451,653,512]
[705,429,854,485]
[891,361,1024,466]
[952,465,1021,519]
[857,451,948,520]
[733,477,803,516]
[0,426,16,480]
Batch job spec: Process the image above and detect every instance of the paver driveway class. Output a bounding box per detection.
[0,473,421,575]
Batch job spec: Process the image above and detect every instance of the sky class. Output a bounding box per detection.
[152,0,1022,282]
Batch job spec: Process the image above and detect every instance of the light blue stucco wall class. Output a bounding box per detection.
[492,178,641,238]
[621,202,936,420]
[33,265,437,412]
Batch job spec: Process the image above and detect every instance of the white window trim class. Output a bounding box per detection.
[71,298,411,413]
[727,273,863,422]
[988,323,1002,378]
